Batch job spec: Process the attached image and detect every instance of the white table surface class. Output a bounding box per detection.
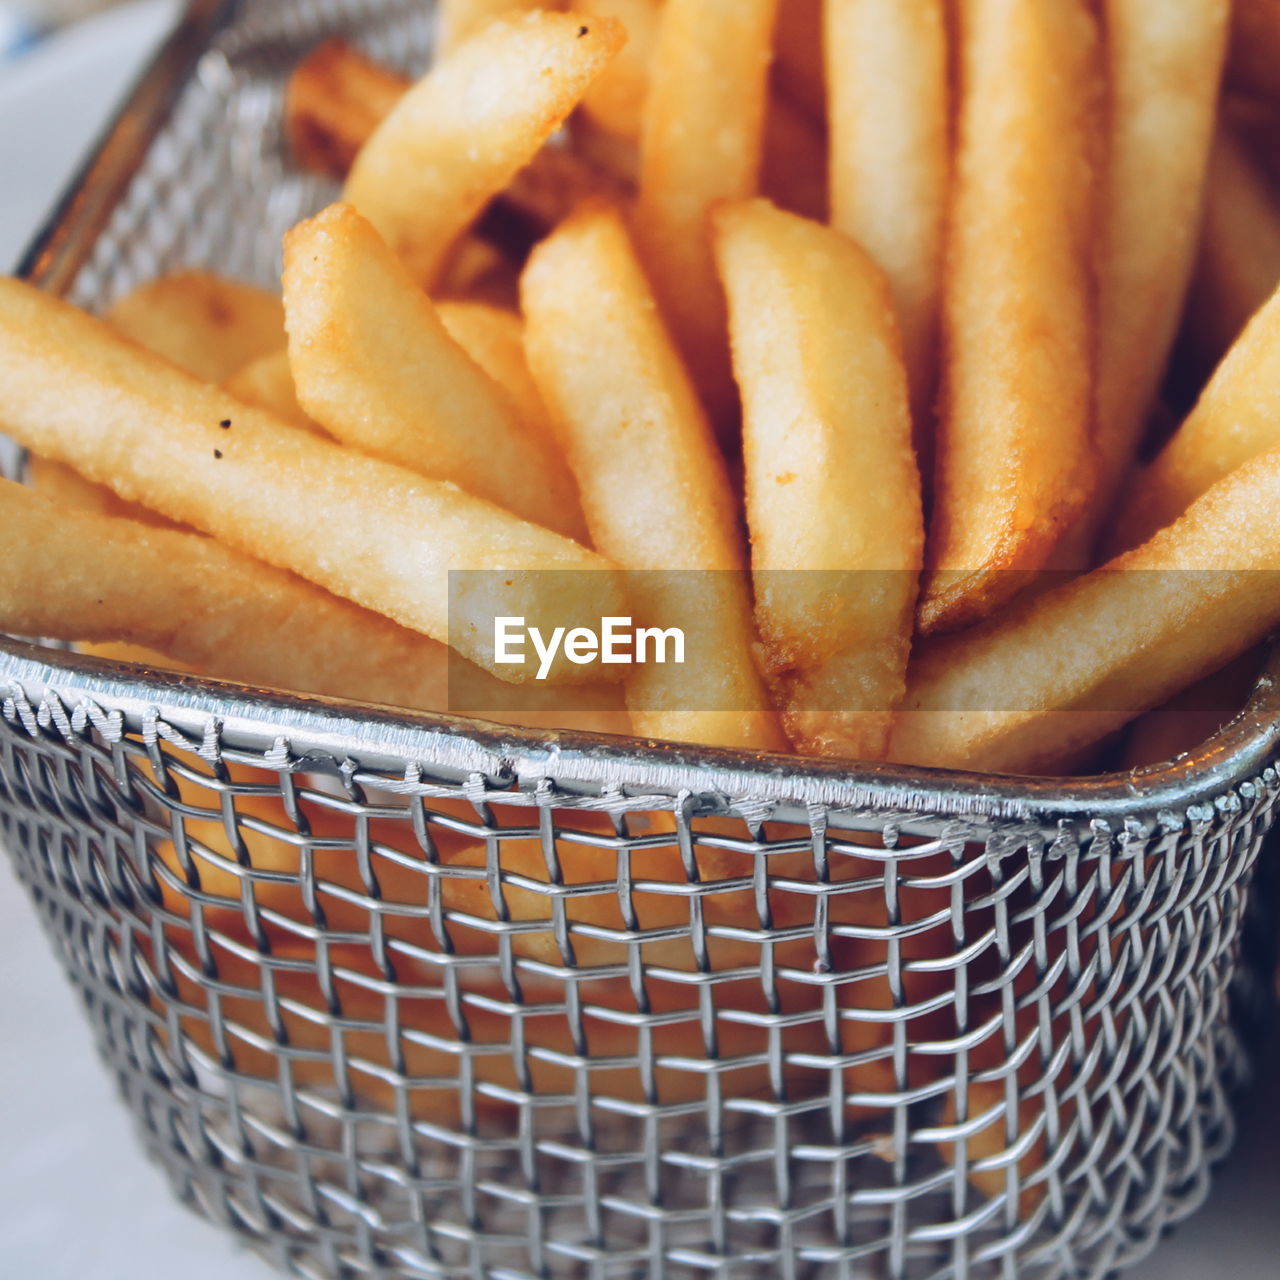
[0,4,1277,1276]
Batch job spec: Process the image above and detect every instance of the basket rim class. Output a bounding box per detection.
[5,636,1279,828]
[8,0,1279,829]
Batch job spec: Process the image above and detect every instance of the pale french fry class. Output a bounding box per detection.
[1111,281,1280,552]
[343,11,624,287]
[0,479,450,711]
[715,199,922,761]
[633,0,779,432]
[108,271,286,383]
[436,300,559,447]
[223,349,318,432]
[772,0,824,123]
[824,0,949,448]
[891,447,1280,776]
[25,455,154,523]
[283,203,586,540]
[0,278,626,682]
[572,0,659,142]
[1057,0,1231,562]
[761,90,828,223]
[1178,122,1280,383]
[437,0,563,56]
[919,0,1102,634]
[1227,0,1280,102]
[522,201,787,751]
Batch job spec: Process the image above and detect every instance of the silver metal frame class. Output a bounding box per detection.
[3,2,1278,1277]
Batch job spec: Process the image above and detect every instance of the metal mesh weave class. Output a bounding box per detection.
[2,1,1278,1276]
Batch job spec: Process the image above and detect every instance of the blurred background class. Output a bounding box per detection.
[0,0,124,53]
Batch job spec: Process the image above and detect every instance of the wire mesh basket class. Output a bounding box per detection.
[3,1,1280,1276]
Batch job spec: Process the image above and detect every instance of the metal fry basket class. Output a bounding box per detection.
[3,2,1279,1276]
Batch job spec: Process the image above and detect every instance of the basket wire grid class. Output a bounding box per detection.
[3,1,1280,1276]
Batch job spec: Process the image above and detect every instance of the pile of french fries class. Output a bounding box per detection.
[2,0,1279,780]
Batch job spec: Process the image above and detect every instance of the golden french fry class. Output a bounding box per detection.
[761,90,828,223]
[1227,0,1280,102]
[1178,122,1280,384]
[772,0,824,123]
[1,480,630,734]
[1228,93,1280,190]
[343,11,624,287]
[223,349,318,432]
[824,0,949,446]
[283,203,585,540]
[633,0,779,432]
[715,199,922,761]
[571,0,658,142]
[284,38,409,178]
[919,0,1102,634]
[285,38,629,255]
[435,235,522,308]
[522,200,787,751]
[1060,0,1231,561]
[891,447,1280,776]
[0,277,626,682]
[108,271,286,383]
[437,0,564,56]
[568,111,641,185]
[1110,281,1280,552]
[1119,648,1266,771]
[436,300,559,448]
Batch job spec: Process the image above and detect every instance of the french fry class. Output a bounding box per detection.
[285,37,630,251]
[436,300,559,448]
[108,271,286,383]
[437,0,563,56]
[146,776,952,1114]
[1062,0,1231,560]
[0,480,630,735]
[0,479,450,711]
[284,38,409,178]
[283,203,586,540]
[891,447,1280,776]
[568,110,641,184]
[0,277,626,682]
[715,199,922,761]
[1227,0,1280,102]
[343,11,624,287]
[824,0,949,445]
[761,90,828,222]
[522,201,787,752]
[25,455,157,524]
[1178,122,1280,385]
[919,0,1102,634]
[435,235,522,308]
[1110,281,1280,552]
[572,0,659,142]
[223,349,318,432]
[1228,93,1280,190]
[772,0,824,123]
[632,0,779,433]
[1119,648,1266,771]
